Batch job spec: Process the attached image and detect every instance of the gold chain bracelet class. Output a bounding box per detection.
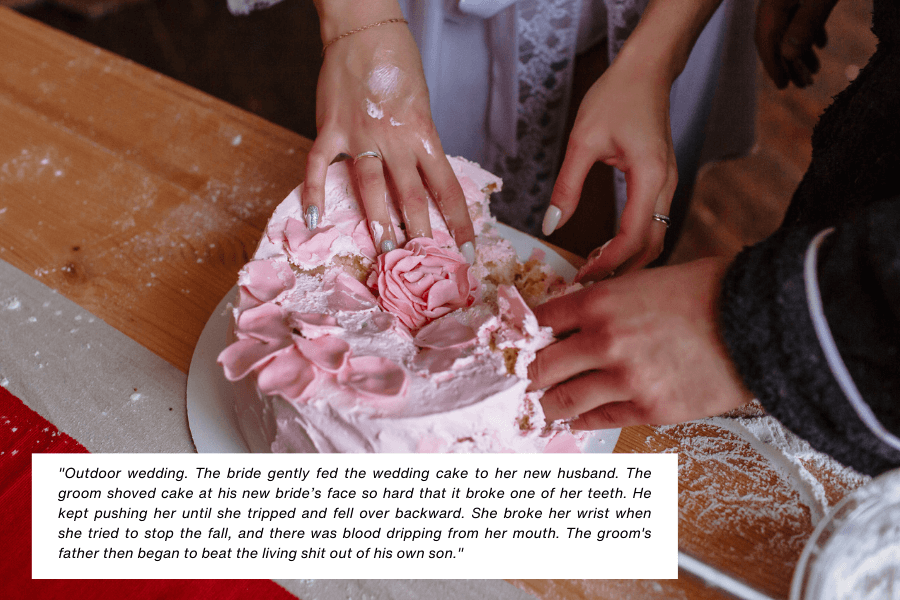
[321,17,409,57]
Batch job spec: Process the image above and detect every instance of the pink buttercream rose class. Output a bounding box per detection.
[369,237,478,330]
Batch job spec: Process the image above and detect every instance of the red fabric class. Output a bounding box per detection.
[0,386,297,600]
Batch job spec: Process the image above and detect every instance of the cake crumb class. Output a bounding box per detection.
[502,348,519,375]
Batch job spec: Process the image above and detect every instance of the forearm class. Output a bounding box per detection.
[312,0,405,43]
[615,0,725,85]
[719,198,900,476]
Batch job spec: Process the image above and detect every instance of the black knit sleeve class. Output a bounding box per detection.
[718,197,900,477]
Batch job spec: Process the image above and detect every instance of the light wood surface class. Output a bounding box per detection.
[0,6,310,373]
[0,8,858,599]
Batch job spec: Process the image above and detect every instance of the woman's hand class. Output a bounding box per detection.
[755,0,839,89]
[528,258,754,429]
[546,51,678,282]
[542,0,725,282]
[306,1,475,259]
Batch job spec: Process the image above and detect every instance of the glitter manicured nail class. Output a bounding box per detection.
[381,239,396,254]
[305,205,319,231]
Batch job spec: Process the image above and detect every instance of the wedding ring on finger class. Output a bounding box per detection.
[354,151,383,165]
[652,213,671,228]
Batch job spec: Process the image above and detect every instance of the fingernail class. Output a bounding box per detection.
[305,205,319,231]
[542,205,562,236]
[381,239,396,254]
[568,417,585,431]
[460,241,476,264]
[586,239,612,262]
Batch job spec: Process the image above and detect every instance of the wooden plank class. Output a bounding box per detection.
[0,7,311,372]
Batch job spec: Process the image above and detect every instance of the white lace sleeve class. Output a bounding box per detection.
[227,0,285,16]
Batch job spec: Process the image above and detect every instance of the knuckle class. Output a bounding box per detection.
[357,170,383,190]
[667,162,679,186]
[400,189,429,211]
[583,285,612,316]
[451,224,474,243]
[528,352,547,388]
[553,178,579,202]
[589,404,617,425]
[303,182,323,199]
[306,145,331,166]
[643,242,664,264]
[566,135,588,155]
[551,386,580,416]
[644,155,669,186]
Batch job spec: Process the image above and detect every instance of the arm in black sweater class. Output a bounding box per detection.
[720,197,900,476]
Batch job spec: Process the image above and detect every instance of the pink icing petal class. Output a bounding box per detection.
[287,312,342,338]
[329,209,362,234]
[414,317,477,348]
[426,279,461,311]
[235,303,290,344]
[283,217,315,253]
[351,219,378,261]
[419,256,447,270]
[394,254,424,272]
[293,313,339,327]
[293,334,351,373]
[416,435,446,453]
[406,274,437,298]
[458,174,482,201]
[292,227,340,263]
[423,305,453,321]
[218,338,290,381]
[256,346,319,401]
[528,248,547,262]
[333,272,377,303]
[367,313,397,333]
[328,291,374,312]
[341,356,408,399]
[497,284,533,330]
[323,272,377,312]
[237,287,262,310]
[432,230,455,247]
[543,431,582,453]
[393,310,422,331]
[266,215,288,246]
[243,259,295,303]
[373,236,476,331]
[412,347,466,374]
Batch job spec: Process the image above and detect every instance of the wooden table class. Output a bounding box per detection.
[0,7,860,599]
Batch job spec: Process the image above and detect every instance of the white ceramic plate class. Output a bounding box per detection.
[187,224,620,454]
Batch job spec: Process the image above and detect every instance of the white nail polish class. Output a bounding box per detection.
[460,241,476,264]
[305,205,319,231]
[542,205,562,236]
[381,239,396,254]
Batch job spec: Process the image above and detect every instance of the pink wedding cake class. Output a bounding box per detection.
[218,156,586,453]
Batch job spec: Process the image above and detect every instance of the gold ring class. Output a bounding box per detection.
[354,151,383,164]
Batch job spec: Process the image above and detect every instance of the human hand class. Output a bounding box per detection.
[528,258,754,429]
[755,0,839,89]
[543,51,679,282]
[304,6,475,259]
